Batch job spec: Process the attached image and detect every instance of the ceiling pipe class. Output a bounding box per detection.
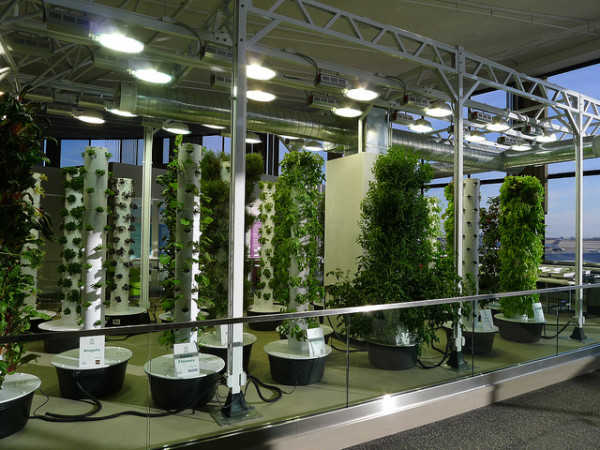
[117,82,600,177]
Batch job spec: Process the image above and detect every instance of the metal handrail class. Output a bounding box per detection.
[2,283,596,344]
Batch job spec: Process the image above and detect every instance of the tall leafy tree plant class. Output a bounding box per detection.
[271,150,325,342]
[498,175,545,318]
[0,92,52,388]
[329,147,459,350]
[479,195,501,294]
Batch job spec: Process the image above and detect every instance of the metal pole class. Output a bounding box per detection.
[140,126,155,311]
[571,96,586,340]
[223,0,249,418]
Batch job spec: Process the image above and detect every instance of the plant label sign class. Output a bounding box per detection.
[480,309,495,331]
[307,327,327,357]
[173,342,201,378]
[532,302,545,323]
[79,336,105,368]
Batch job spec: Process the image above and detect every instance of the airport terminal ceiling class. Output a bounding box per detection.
[2,0,600,157]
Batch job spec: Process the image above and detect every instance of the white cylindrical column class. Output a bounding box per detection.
[108,178,134,313]
[463,178,480,295]
[58,168,85,326]
[254,181,276,311]
[82,146,109,330]
[174,143,202,344]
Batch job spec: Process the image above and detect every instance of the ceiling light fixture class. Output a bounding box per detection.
[511,142,532,151]
[94,33,144,54]
[247,90,276,102]
[408,117,433,133]
[344,87,378,102]
[536,130,557,143]
[107,108,136,117]
[304,140,323,151]
[131,68,173,84]
[498,135,530,151]
[163,121,191,134]
[333,105,362,118]
[203,123,226,130]
[425,100,452,118]
[486,116,510,132]
[465,129,486,142]
[246,132,262,144]
[247,64,277,81]
[279,135,300,140]
[77,110,105,124]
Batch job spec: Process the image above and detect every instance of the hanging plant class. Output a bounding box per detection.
[270,150,325,340]
[0,91,53,388]
[328,147,459,350]
[498,175,545,318]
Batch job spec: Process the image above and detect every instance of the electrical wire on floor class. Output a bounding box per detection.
[30,372,211,423]
[325,316,367,353]
[541,319,573,339]
[417,328,450,369]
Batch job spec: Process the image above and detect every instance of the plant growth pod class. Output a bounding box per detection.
[107,178,135,313]
[82,146,109,330]
[253,181,277,313]
[57,168,85,326]
[22,173,45,308]
[174,143,203,344]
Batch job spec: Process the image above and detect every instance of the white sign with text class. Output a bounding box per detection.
[532,302,545,323]
[480,309,495,331]
[173,342,201,378]
[79,336,105,368]
[307,327,327,357]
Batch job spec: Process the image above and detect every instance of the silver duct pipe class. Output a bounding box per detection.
[117,82,356,145]
[117,82,598,175]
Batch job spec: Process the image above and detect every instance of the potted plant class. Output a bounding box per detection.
[148,141,224,410]
[329,147,459,370]
[496,175,546,343]
[0,91,51,438]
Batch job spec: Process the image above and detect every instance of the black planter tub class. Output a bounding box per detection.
[105,305,149,327]
[0,373,40,439]
[443,323,498,355]
[144,353,225,410]
[246,304,282,331]
[50,347,133,399]
[367,341,418,370]
[495,313,545,343]
[263,339,332,385]
[38,320,81,353]
[29,310,56,333]
[198,331,257,371]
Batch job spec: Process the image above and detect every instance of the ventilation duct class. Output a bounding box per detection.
[116,82,600,176]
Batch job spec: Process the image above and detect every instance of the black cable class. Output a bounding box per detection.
[246,375,283,402]
[417,328,450,369]
[541,319,573,339]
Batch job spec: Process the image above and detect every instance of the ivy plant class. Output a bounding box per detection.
[0,91,52,388]
[498,175,545,318]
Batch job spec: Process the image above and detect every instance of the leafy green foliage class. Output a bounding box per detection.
[498,176,545,318]
[328,147,459,350]
[0,91,52,387]
[479,195,501,294]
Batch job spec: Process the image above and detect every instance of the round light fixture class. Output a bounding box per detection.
[333,106,362,118]
[279,135,300,140]
[408,117,433,133]
[95,33,144,54]
[465,129,486,142]
[344,87,379,102]
[486,116,510,132]
[247,90,277,102]
[77,110,105,124]
[536,131,557,143]
[425,100,452,118]
[247,64,277,81]
[303,140,323,151]
[202,123,227,130]
[107,108,136,117]
[511,142,532,151]
[131,68,173,84]
[163,121,191,135]
[246,132,262,144]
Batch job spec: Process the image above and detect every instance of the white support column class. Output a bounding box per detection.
[224,0,249,417]
[463,178,480,322]
[82,146,109,330]
[140,126,155,311]
[571,96,586,340]
[449,47,467,369]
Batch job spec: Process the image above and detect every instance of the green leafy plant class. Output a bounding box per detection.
[0,91,52,388]
[479,195,501,294]
[498,176,545,318]
[328,147,459,351]
[270,150,325,341]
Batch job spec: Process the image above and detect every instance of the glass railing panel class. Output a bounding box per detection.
[556,286,600,355]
